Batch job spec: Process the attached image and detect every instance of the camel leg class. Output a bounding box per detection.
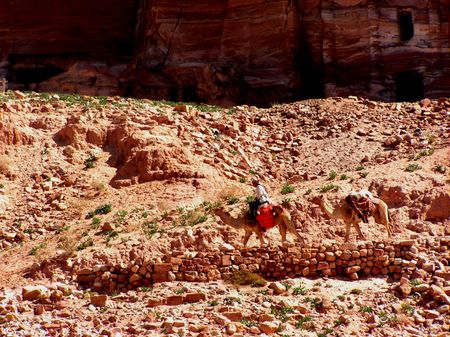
[285,219,304,244]
[242,230,252,247]
[378,204,392,237]
[254,229,266,247]
[344,222,351,242]
[278,222,287,243]
[353,222,366,240]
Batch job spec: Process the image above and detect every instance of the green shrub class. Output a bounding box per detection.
[359,172,369,178]
[320,184,339,193]
[91,217,101,228]
[241,319,258,327]
[340,174,349,180]
[433,165,447,174]
[281,197,291,207]
[271,305,295,322]
[360,306,373,313]
[355,165,365,171]
[400,302,415,315]
[405,163,421,172]
[296,315,312,329]
[77,237,94,251]
[84,154,97,169]
[224,297,241,305]
[227,196,239,205]
[86,203,112,219]
[293,285,307,296]
[228,270,267,287]
[30,243,47,256]
[329,171,337,180]
[281,184,295,195]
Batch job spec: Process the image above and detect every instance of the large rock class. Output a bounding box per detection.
[22,285,50,301]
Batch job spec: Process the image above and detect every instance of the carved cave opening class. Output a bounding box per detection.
[398,10,414,41]
[12,63,65,86]
[395,71,424,102]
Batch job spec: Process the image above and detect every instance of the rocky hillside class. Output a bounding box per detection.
[0,91,449,336]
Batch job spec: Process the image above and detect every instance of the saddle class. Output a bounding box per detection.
[346,195,375,223]
[256,203,276,231]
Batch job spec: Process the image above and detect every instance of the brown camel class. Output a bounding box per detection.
[311,195,392,242]
[214,205,303,247]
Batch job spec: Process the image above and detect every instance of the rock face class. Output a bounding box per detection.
[1,1,449,105]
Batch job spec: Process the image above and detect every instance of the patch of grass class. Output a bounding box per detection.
[142,221,164,238]
[245,195,256,203]
[240,319,258,327]
[84,154,97,169]
[350,288,362,295]
[320,184,339,193]
[208,300,219,306]
[329,171,337,180]
[340,174,349,180]
[304,188,312,195]
[77,237,94,251]
[30,242,47,256]
[355,165,365,171]
[86,203,112,219]
[360,306,373,313]
[105,230,119,244]
[271,305,295,322]
[282,282,292,291]
[239,177,247,183]
[293,285,307,296]
[228,270,267,287]
[227,196,239,205]
[359,172,369,178]
[249,169,257,175]
[303,297,321,309]
[400,302,415,315]
[281,184,295,195]
[175,287,188,295]
[227,108,236,115]
[281,197,291,207]
[56,224,70,234]
[140,286,152,292]
[91,217,101,228]
[317,328,333,337]
[412,148,434,161]
[409,279,421,286]
[296,315,312,329]
[433,165,447,174]
[223,296,241,305]
[405,163,421,172]
[0,183,4,189]
[203,201,222,213]
[377,311,398,327]
[115,210,128,224]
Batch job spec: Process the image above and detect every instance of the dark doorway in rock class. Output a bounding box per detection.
[13,64,64,84]
[395,71,424,102]
[181,86,202,103]
[398,10,414,41]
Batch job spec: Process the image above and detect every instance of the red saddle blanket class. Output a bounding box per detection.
[256,204,275,230]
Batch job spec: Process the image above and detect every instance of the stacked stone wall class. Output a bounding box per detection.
[76,238,450,293]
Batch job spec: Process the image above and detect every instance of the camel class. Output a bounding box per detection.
[310,194,392,242]
[214,205,304,247]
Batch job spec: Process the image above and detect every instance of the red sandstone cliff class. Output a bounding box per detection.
[0,0,449,105]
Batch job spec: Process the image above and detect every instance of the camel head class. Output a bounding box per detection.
[310,195,325,205]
